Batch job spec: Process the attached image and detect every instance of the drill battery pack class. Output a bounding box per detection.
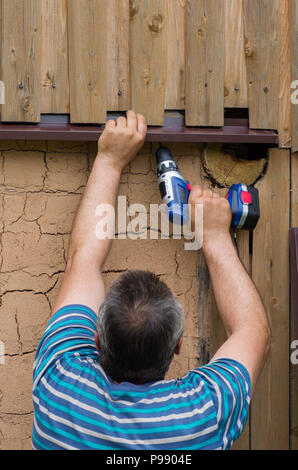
[226,184,260,231]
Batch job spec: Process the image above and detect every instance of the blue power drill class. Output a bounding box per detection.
[156,146,191,225]
[156,146,260,230]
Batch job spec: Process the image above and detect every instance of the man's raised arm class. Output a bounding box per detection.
[53,111,147,315]
[189,187,271,395]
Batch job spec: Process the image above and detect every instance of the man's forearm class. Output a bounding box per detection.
[52,112,147,314]
[203,233,270,337]
[67,154,121,269]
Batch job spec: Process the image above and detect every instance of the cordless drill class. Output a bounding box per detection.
[156,146,191,225]
[156,146,260,230]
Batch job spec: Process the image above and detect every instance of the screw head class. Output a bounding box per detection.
[18,82,24,89]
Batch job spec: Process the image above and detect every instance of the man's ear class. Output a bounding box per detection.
[174,336,183,355]
[94,331,101,352]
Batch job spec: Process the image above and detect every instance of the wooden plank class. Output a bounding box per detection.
[243,0,279,130]
[106,0,130,111]
[291,151,298,449]
[0,0,2,120]
[41,0,69,114]
[130,0,167,125]
[2,0,41,122]
[185,0,224,127]
[278,0,291,148]
[251,148,290,449]
[224,0,248,109]
[68,0,107,123]
[165,0,186,110]
[291,0,298,152]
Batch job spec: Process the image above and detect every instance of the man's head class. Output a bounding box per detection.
[95,270,184,384]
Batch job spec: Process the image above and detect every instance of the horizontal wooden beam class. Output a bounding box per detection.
[0,113,279,144]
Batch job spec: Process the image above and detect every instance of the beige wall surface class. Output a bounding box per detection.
[0,141,205,449]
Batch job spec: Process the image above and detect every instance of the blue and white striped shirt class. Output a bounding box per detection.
[32,305,251,450]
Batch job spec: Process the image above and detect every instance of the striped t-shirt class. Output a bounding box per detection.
[32,304,251,450]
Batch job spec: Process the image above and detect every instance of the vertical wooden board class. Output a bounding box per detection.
[291,151,298,449]
[106,0,130,111]
[165,0,186,110]
[278,0,291,148]
[291,0,298,152]
[41,0,69,114]
[243,0,279,130]
[68,0,107,123]
[2,0,41,122]
[251,149,290,449]
[185,0,224,127]
[224,0,248,109]
[0,0,2,120]
[130,0,167,125]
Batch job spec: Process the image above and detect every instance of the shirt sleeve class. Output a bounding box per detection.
[193,358,251,450]
[33,304,98,389]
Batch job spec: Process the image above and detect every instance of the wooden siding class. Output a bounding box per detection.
[0,0,296,148]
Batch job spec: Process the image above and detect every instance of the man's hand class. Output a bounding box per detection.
[189,186,232,249]
[189,187,270,395]
[53,111,147,314]
[98,111,147,173]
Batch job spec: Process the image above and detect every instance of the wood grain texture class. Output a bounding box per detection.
[185,0,224,126]
[41,0,69,114]
[251,148,290,449]
[278,0,291,148]
[165,0,186,110]
[106,0,130,111]
[291,151,298,449]
[0,0,2,119]
[291,0,298,152]
[130,0,167,125]
[243,0,279,130]
[224,0,248,108]
[68,0,107,123]
[2,0,41,122]
[203,143,267,188]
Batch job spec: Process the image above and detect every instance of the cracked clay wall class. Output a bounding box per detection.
[0,140,205,449]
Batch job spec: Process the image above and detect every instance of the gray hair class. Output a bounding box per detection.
[96,270,184,384]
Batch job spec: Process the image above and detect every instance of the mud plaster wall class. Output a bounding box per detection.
[0,140,207,449]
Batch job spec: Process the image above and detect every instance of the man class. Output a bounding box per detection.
[32,111,270,450]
